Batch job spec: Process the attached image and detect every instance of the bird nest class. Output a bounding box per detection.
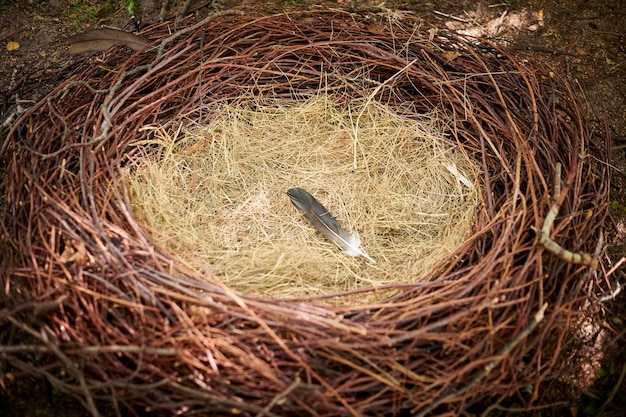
[0,8,611,416]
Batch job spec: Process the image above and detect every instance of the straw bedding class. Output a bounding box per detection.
[0,7,611,416]
[126,95,480,303]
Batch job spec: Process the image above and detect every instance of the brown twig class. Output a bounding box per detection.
[533,163,599,268]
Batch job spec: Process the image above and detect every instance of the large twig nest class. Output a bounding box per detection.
[0,8,611,416]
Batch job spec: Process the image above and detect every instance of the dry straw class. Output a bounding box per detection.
[0,7,611,417]
[127,95,480,302]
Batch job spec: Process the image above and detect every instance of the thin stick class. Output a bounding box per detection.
[533,163,598,268]
[432,10,469,23]
[256,377,302,417]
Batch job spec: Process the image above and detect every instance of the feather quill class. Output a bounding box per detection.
[287,187,375,263]
[67,28,151,55]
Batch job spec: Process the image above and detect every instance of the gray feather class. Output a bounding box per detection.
[286,187,375,263]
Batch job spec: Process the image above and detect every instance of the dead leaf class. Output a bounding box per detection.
[67,28,150,55]
[441,50,460,62]
[6,41,20,52]
[59,239,91,265]
[442,162,474,189]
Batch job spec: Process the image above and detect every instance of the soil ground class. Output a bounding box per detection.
[1,0,625,416]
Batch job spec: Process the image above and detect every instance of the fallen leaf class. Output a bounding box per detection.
[6,41,20,51]
[59,239,91,265]
[442,162,474,189]
[441,50,460,62]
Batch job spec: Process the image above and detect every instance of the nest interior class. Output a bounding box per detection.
[0,8,611,416]
[126,95,481,303]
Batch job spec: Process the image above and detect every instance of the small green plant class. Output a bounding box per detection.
[124,0,140,15]
[583,402,598,416]
[597,360,616,378]
[62,0,116,28]
[610,200,626,212]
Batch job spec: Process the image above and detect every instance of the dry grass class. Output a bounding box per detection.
[127,95,481,302]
